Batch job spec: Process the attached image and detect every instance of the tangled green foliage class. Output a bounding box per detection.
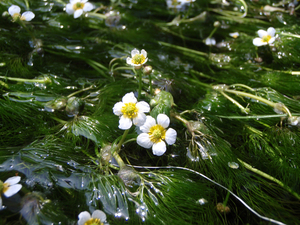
[1,0,300,224]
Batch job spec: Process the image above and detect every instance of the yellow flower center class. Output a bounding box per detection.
[121,102,138,118]
[2,182,9,194]
[84,218,103,225]
[73,2,85,10]
[132,54,146,65]
[262,35,271,43]
[149,124,166,143]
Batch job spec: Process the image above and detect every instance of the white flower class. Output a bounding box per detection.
[66,0,94,19]
[0,176,22,208]
[126,49,148,68]
[137,114,177,156]
[113,92,150,130]
[229,32,239,38]
[8,5,35,21]
[253,27,276,46]
[78,210,108,225]
[178,0,196,3]
[205,37,216,46]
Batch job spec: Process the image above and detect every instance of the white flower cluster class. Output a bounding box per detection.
[113,92,177,156]
[8,5,35,21]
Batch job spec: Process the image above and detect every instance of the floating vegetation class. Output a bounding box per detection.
[1,0,300,224]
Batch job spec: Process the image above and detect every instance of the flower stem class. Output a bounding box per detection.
[111,129,130,169]
[137,69,143,100]
[238,158,300,200]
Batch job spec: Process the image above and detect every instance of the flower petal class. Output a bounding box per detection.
[3,184,22,197]
[119,116,132,130]
[22,11,35,21]
[131,49,139,57]
[137,133,153,148]
[74,9,83,18]
[4,176,21,185]
[92,210,106,222]
[0,197,2,208]
[136,101,150,113]
[126,57,133,65]
[157,114,170,128]
[152,141,166,156]
[66,4,74,14]
[165,128,177,145]
[141,49,147,58]
[113,102,124,116]
[133,112,146,127]
[257,30,268,38]
[8,5,21,16]
[78,211,91,225]
[83,2,94,12]
[267,27,275,37]
[140,116,156,133]
[122,92,137,104]
[253,38,267,46]
[268,37,276,44]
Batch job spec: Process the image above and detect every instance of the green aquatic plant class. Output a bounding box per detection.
[1,0,300,224]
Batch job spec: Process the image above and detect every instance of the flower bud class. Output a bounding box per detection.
[65,97,85,117]
[143,65,153,75]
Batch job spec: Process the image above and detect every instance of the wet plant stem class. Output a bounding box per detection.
[0,75,48,83]
[67,85,94,98]
[238,159,300,200]
[220,91,249,114]
[136,69,143,100]
[112,129,130,169]
[222,89,292,117]
[223,180,232,207]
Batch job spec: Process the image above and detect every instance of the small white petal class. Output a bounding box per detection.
[267,27,275,37]
[257,30,268,38]
[136,101,150,113]
[253,38,267,46]
[141,49,147,58]
[142,58,148,64]
[229,32,239,38]
[140,116,156,133]
[92,210,106,222]
[66,4,74,14]
[8,5,21,16]
[4,176,21,185]
[131,49,139,57]
[74,9,83,18]
[83,2,94,12]
[78,211,91,225]
[122,92,137,104]
[119,116,132,130]
[137,133,153,148]
[133,113,146,126]
[70,0,79,3]
[82,0,88,3]
[165,128,177,145]
[205,37,216,46]
[3,184,22,197]
[157,114,170,128]
[113,102,124,116]
[22,11,35,21]
[152,141,167,156]
[126,57,133,65]
[268,37,276,44]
